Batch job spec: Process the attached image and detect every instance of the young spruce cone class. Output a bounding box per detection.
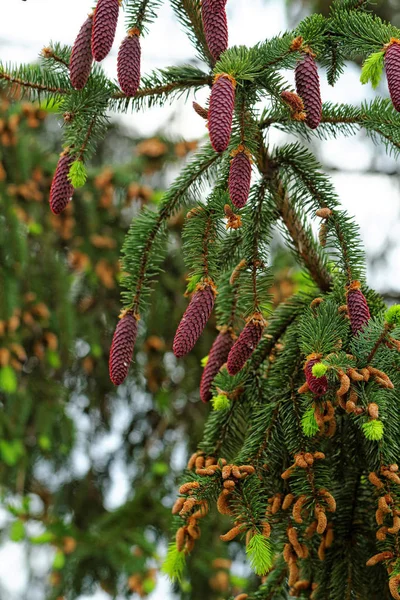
[173,284,216,358]
[92,0,120,62]
[295,54,322,129]
[200,330,235,402]
[346,281,371,335]
[209,0,227,11]
[304,355,328,397]
[117,29,141,97]
[49,153,74,215]
[208,74,236,153]
[109,312,138,385]
[227,314,265,375]
[228,147,252,209]
[385,40,400,112]
[201,0,228,62]
[70,13,93,90]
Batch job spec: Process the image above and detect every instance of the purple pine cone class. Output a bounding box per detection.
[385,41,400,112]
[70,13,93,90]
[346,281,371,336]
[228,149,252,209]
[202,0,228,62]
[200,330,235,402]
[227,316,265,375]
[109,313,138,385]
[208,74,236,153]
[92,0,120,62]
[173,285,216,358]
[117,30,141,97]
[295,54,322,129]
[49,154,74,215]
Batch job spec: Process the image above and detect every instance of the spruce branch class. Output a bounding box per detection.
[124,0,162,33]
[169,0,214,65]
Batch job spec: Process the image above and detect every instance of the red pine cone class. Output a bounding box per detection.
[385,41,400,112]
[202,0,228,62]
[227,317,264,375]
[173,285,216,358]
[92,0,120,62]
[208,74,236,153]
[109,313,138,385]
[209,0,228,11]
[49,154,74,215]
[304,357,328,397]
[200,330,235,402]
[295,54,322,129]
[117,30,141,97]
[346,281,371,335]
[228,149,252,209]
[70,13,93,90]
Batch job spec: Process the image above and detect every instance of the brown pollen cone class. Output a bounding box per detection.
[193,101,209,120]
[173,284,216,358]
[295,54,322,129]
[200,330,235,402]
[208,74,236,153]
[385,40,400,112]
[228,147,252,209]
[49,153,74,215]
[109,312,138,385]
[201,0,228,62]
[227,314,265,375]
[117,29,141,97]
[70,13,94,90]
[346,281,371,335]
[92,0,120,62]
[304,354,328,397]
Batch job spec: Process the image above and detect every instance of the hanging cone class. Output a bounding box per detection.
[295,54,322,129]
[173,283,216,358]
[208,74,236,153]
[200,330,235,402]
[227,314,265,375]
[92,0,120,62]
[70,13,94,90]
[304,355,328,397]
[228,147,252,209]
[385,39,400,112]
[49,153,74,215]
[117,28,141,97]
[193,101,209,120]
[346,281,371,335]
[201,0,228,62]
[109,312,138,385]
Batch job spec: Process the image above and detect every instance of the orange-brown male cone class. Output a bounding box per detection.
[227,315,265,375]
[117,29,141,97]
[49,153,74,215]
[201,0,228,62]
[200,330,235,402]
[209,74,236,153]
[109,312,138,385]
[295,54,322,129]
[385,40,400,112]
[173,284,216,358]
[346,281,371,335]
[70,13,93,90]
[229,149,252,208]
[92,0,120,62]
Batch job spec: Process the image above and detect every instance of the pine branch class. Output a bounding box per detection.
[0,64,71,98]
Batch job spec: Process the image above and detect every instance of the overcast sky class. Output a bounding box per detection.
[1,2,400,599]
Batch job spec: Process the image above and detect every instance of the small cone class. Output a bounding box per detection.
[227,315,265,375]
[208,74,236,153]
[193,101,209,120]
[201,0,228,62]
[109,313,138,385]
[346,281,371,335]
[200,330,235,402]
[49,153,74,215]
[173,285,216,358]
[385,41,400,112]
[228,149,252,209]
[117,29,141,97]
[295,54,322,129]
[70,14,93,90]
[304,357,328,397]
[209,0,228,11]
[92,0,120,62]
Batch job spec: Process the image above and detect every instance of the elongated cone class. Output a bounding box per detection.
[117,29,141,97]
[201,0,228,62]
[92,0,120,62]
[173,285,216,358]
[304,356,328,397]
[109,312,138,385]
[228,148,252,209]
[49,153,74,215]
[70,13,93,90]
[227,315,265,375]
[208,74,236,153]
[200,330,235,402]
[346,281,371,335]
[209,0,227,11]
[295,54,322,129]
[385,40,400,112]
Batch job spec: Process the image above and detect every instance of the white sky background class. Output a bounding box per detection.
[1,1,400,599]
